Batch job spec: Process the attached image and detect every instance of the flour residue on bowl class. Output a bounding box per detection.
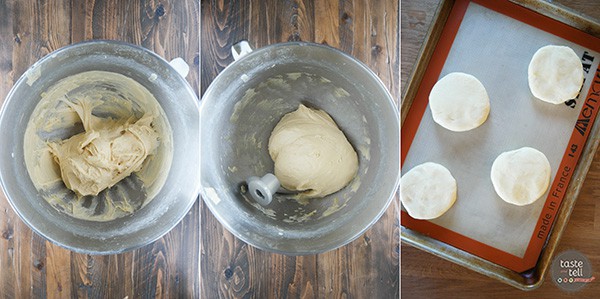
[26,67,42,86]
[283,209,316,223]
[321,198,344,217]
[24,71,173,222]
[241,192,277,219]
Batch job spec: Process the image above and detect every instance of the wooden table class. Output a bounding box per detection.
[0,0,399,298]
[401,0,600,297]
[200,0,399,298]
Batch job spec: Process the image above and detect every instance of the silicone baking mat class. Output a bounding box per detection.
[401,0,600,272]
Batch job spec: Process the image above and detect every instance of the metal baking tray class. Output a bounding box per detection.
[401,0,600,290]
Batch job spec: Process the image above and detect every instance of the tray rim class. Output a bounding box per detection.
[400,0,600,291]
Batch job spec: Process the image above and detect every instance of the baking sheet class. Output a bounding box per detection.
[402,1,600,260]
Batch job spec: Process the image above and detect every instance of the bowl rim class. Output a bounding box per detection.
[199,41,400,255]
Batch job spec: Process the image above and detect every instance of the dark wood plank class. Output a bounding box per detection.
[0,0,199,298]
[46,243,71,298]
[200,0,399,298]
[2,1,46,298]
[401,0,600,297]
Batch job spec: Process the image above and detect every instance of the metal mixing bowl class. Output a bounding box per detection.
[0,40,199,254]
[200,42,399,254]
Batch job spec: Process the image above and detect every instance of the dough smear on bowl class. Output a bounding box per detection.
[528,45,584,104]
[401,162,457,220]
[491,147,551,206]
[268,104,358,198]
[429,72,490,132]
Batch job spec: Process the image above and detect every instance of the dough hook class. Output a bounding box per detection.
[245,173,299,206]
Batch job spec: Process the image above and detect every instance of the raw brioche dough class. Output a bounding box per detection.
[429,72,490,132]
[268,104,358,198]
[491,147,551,206]
[528,45,584,104]
[400,162,457,220]
[24,71,173,221]
[48,100,159,197]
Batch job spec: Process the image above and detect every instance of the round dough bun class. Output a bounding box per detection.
[528,45,583,104]
[401,162,457,220]
[491,147,551,206]
[268,105,358,198]
[429,72,490,132]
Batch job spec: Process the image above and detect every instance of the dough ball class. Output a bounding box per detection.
[528,45,583,104]
[491,147,551,206]
[268,104,358,198]
[429,72,490,132]
[401,162,457,220]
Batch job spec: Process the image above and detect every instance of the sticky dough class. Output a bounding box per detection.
[48,100,159,197]
[24,71,173,221]
[268,104,358,198]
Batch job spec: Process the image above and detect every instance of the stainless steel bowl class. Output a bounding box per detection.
[200,42,399,254]
[0,40,199,254]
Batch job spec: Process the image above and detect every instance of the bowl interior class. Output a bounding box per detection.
[200,43,399,254]
[0,41,200,254]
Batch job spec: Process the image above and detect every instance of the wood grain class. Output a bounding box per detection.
[0,0,199,298]
[200,0,399,298]
[401,0,600,297]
